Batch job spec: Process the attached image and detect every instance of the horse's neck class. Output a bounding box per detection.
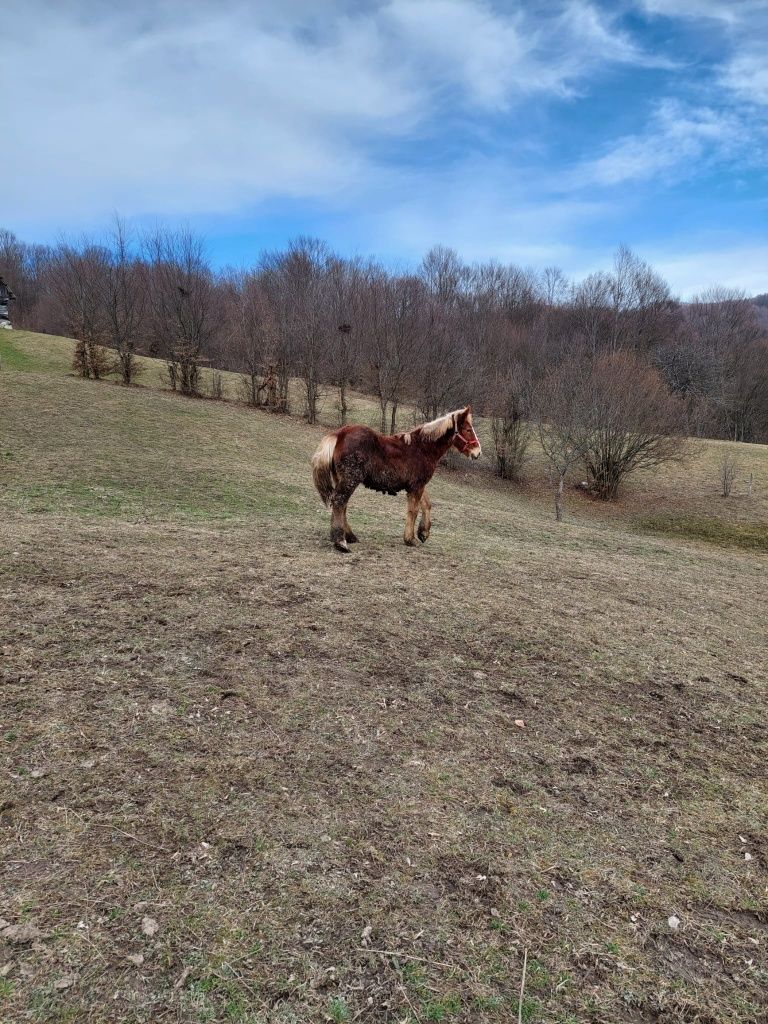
[413,430,454,463]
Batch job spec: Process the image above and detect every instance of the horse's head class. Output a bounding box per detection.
[452,407,482,459]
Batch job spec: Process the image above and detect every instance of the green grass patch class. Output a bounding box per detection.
[639,513,768,552]
[423,994,462,1020]
[0,332,35,371]
[328,996,351,1022]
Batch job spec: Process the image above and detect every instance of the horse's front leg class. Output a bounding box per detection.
[403,489,422,547]
[417,488,432,543]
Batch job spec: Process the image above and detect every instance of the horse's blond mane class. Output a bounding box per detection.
[418,409,465,441]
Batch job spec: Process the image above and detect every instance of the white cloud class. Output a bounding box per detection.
[2,0,668,227]
[571,100,745,187]
[638,0,768,108]
[651,244,768,297]
[358,157,610,266]
[722,52,768,106]
[639,1,764,22]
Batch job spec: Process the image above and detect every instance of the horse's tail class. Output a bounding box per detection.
[312,433,338,506]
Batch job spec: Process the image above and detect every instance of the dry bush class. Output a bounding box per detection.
[71,338,113,380]
[489,365,532,482]
[576,352,688,500]
[720,453,738,497]
[208,371,224,400]
[491,415,530,481]
[535,352,688,510]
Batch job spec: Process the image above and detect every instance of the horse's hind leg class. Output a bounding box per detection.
[403,489,422,546]
[418,488,432,543]
[343,509,358,544]
[330,483,357,552]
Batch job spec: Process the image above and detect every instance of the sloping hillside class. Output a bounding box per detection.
[1,331,767,1023]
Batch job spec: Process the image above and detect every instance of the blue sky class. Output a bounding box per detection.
[4,0,767,295]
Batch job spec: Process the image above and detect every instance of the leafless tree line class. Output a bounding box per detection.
[2,223,766,504]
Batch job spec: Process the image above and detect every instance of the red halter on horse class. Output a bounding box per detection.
[312,406,481,552]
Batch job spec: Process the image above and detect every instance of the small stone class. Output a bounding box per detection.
[744,852,753,861]
[127,953,145,966]
[1,922,44,944]
[141,916,159,937]
[472,670,487,680]
[54,975,77,990]
[514,719,525,729]
[668,915,680,931]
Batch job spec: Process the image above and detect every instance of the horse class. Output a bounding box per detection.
[312,406,481,552]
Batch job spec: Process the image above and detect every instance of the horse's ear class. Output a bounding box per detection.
[458,406,471,423]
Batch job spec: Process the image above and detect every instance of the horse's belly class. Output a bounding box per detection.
[363,473,406,496]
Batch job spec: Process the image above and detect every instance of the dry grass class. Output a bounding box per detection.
[1,330,767,1024]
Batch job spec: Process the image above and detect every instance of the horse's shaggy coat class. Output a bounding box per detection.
[312,407,481,551]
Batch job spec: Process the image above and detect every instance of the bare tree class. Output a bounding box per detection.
[685,287,766,441]
[570,272,611,355]
[489,363,532,481]
[534,364,586,521]
[50,240,112,379]
[143,227,218,396]
[6,216,767,448]
[0,230,55,330]
[326,256,363,425]
[226,271,275,407]
[101,216,144,386]
[416,247,469,419]
[365,268,422,432]
[263,238,330,424]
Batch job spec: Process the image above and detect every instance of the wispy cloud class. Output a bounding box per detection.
[721,53,768,107]
[651,243,768,297]
[639,1,766,23]
[2,0,670,226]
[570,99,745,187]
[640,0,768,109]
[361,156,611,265]
[2,0,766,295]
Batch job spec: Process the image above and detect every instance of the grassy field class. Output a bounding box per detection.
[1,329,767,1024]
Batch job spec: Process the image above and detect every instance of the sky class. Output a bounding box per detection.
[3,0,767,296]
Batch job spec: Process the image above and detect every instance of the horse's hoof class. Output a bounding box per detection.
[345,533,359,543]
[418,530,428,543]
[334,541,351,553]
[403,537,417,547]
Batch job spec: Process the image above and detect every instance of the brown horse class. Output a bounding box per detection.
[312,407,481,551]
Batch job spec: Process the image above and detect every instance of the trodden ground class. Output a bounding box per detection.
[1,330,767,1023]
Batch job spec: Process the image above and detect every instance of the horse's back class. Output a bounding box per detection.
[334,425,410,494]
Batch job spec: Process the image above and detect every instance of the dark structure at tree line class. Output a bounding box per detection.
[1,223,766,481]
